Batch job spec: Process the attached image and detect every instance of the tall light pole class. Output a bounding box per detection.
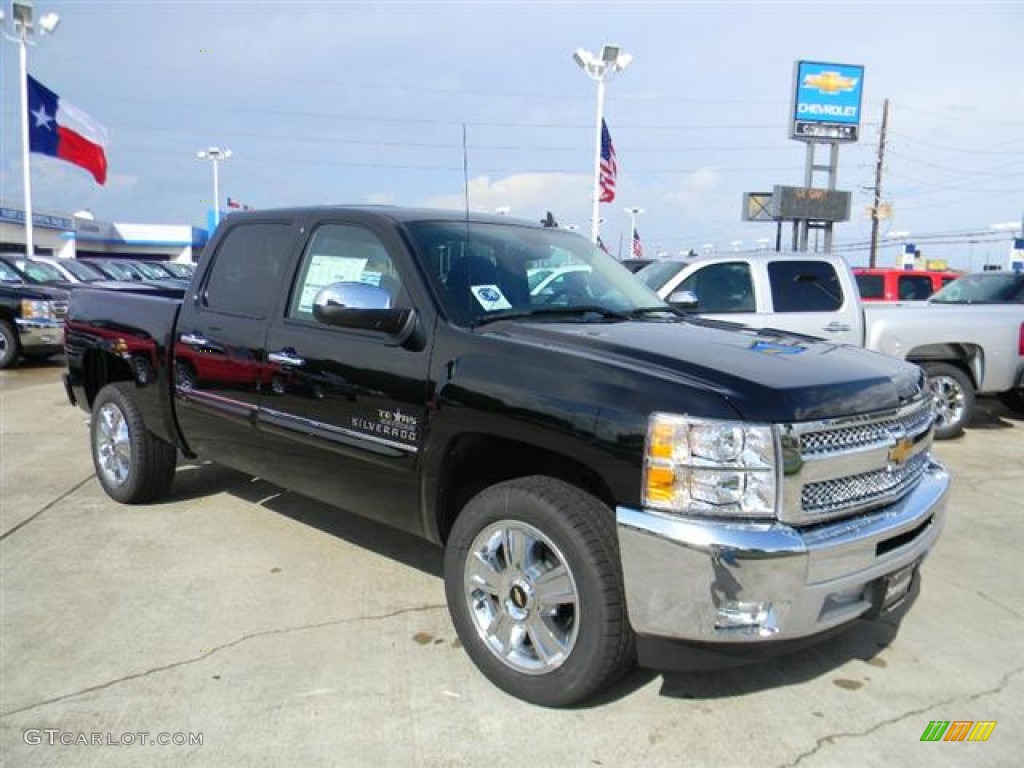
[624,206,643,236]
[197,147,232,228]
[573,44,632,243]
[2,2,61,258]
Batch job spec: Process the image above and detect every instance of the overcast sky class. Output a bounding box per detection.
[1,0,1021,268]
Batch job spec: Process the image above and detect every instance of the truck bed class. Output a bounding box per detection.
[64,286,185,448]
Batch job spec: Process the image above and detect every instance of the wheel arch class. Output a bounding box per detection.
[432,433,617,545]
[906,342,981,390]
[81,349,134,408]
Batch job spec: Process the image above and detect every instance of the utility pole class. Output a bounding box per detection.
[868,98,889,268]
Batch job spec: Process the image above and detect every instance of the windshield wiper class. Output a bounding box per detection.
[627,306,683,319]
[471,305,630,327]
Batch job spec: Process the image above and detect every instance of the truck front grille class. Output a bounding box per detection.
[779,395,936,526]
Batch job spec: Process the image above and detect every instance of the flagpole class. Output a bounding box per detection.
[5,4,60,257]
[590,78,606,244]
[572,44,632,244]
[18,35,34,258]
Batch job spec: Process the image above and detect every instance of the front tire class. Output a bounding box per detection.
[923,362,975,440]
[91,383,177,503]
[0,320,19,369]
[444,476,634,707]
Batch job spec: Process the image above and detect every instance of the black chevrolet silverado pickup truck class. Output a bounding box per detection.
[0,256,69,369]
[64,207,949,706]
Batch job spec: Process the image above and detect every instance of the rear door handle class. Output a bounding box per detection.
[180,332,209,346]
[267,350,306,367]
[823,322,850,333]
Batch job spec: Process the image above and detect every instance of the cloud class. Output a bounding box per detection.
[365,192,396,205]
[663,167,722,210]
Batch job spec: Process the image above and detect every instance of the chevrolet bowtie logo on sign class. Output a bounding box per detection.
[920,721,997,742]
[888,437,914,467]
[790,60,865,143]
[803,70,859,94]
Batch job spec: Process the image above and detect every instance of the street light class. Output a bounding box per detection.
[573,43,632,243]
[2,1,61,259]
[197,147,232,227]
[624,206,644,235]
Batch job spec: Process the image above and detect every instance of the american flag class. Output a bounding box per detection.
[632,228,643,258]
[599,119,617,203]
[227,196,242,209]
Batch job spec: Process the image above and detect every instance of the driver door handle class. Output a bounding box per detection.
[267,350,306,367]
[179,332,209,346]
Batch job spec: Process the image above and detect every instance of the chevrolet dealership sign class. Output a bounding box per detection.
[791,60,865,142]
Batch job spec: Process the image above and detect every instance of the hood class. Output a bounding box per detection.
[480,318,925,423]
[12,283,70,301]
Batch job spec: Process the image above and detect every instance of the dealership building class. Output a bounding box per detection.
[0,201,207,263]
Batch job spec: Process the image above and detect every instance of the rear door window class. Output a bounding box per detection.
[768,260,844,312]
[202,222,295,317]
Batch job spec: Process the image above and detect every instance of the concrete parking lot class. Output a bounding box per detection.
[2,360,1022,767]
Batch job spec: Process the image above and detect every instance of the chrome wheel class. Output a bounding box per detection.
[463,520,579,675]
[930,373,966,431]
[95,402,132,487]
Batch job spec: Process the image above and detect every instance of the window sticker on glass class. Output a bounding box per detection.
[298,255,367,312]
[471,284,512,311]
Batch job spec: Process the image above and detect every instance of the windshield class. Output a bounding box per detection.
[636,260,688,292]
[95,260,143,281]
[0,260,26,283]
[929,273,1024,304]
[162,262,194,278]
[405,221,666,326]
[63,260,105,281]
[133,261,174,280]
[7,259,63,283]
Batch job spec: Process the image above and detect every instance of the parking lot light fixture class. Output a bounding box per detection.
[573,43,632,244]
[2,1,61,260]
[197,147,232,227]
[625,207,644,236]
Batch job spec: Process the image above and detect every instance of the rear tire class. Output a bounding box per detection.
[91,383,177,503]
[0,320,19,369]
[444,476,634,707]
[922,362,975,440]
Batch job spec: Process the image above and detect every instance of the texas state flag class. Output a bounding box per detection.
[27,75,109,185]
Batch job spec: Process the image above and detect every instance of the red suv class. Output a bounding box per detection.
[854,267,961,301]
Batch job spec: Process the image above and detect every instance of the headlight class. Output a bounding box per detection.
[20,299,56,320]
[643,413,778,519]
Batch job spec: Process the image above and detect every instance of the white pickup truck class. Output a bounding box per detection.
[636,254,1024,439]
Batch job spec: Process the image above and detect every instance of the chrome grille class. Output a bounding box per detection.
[52,301,69,319]
[779,395,936,526]
[802,451,931,516]
[800,397,935,456]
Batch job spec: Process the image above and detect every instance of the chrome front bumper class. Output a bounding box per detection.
[616,459,948,644]
[15,317,64,352]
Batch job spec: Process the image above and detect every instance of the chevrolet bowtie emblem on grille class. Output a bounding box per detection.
[888,437,914,467]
